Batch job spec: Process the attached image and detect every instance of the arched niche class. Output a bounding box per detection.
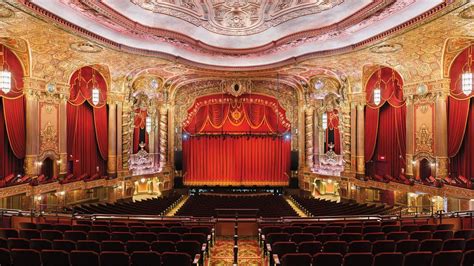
[128,74,164,175]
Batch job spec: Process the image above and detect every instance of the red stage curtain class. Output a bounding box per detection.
[0,44,25,180]
[183,94,291,186]
[182,135,290,186]
[133,109,149,153]
[67,66,107,177]
[448,45,474,180]
[364,67,406,178]
[325,111,340,154]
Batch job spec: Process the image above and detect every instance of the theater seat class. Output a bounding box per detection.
[312,252,343,266]
[151,241,176,253]
[431,250,463,266]
[403,251,432,266]
[11,249,41,266]
[442,238,465,251]
[347,241,371,253]
[29,239,52,251]
[373,252,403,266]
[297,241,322,255]
[162,252,193,266]
[343,252,373,266]
[70,250,100,266]
[395,239,419,254]
[41,250,70,266]
[280,253,311,266]
[100,251,130,266]
[462,250,474,266]
[131,251,161,266]
[76,240,101,253]
[0,248,10,266]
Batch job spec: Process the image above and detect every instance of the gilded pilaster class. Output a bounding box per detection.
[405,95,414,178]
[350,102,357,173]
[305,107,314,169]
[159,105,168,168]
[107,102,117,175]
[434,88,449,179]
[356,103,365,178]
[116,102,123,172]
[313,109,319,168]
[23,77,40,176]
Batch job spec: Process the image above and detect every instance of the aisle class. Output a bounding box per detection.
[208,236,264,266]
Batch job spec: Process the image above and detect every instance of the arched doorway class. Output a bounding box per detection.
[41,158,54,179]
[419,158,432,181]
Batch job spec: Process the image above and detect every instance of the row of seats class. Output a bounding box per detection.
[290,195,394,216]
[0,230,208,244]
[263,230,474,247]
[14,224,213,235]
[260,223,455,236]
[0,248,200,266]
[72,195,182,215]
[268,238,474,258]
[176,194,298,217]
[274,250,472,266]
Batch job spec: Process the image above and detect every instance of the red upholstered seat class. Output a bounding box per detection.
[0,228,18,239]
[126,240,150,253]
[41,249,70,266]
[101,241,125,252]
[100,251,130,266]
[395,239,419,254]
[111,232,134,242]
[455,230,474,240]
[431,250,463,266]
[0,248,10,266]
[419,239,442,253]
[19,229,40,240]
[29,239,52,251]
[297,241,322,255]
[315,233,338,244]
[442,238,466,251]
[162,252,192,266]
[64,230,87,241]
[373,252,403,266]
[11,248,41,266]
[363,232,385,242]
[339,233,362,243]
[410,231,432,241]
[158,233,182,243]
[343,252,373,266]
[403,251,432,266]
[462,250,474,266]
[52,240,76,252]
[432,230,454,240]
[312,252,343,266]
[323,241,346,254]
[372,240,396,255]
[76,240,101,253]
[131,251,161,266]
[8,238,29,249]
[151,241,176,253]
[134,232,157,243]
[87,231,110,242]
[291,233,314,244]
[280,253,312,266]
[347,240,372,253]
[41,230,63,241]
[70,250,100,266]
[54,224,72,232]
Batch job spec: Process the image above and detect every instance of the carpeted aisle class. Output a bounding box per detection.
[208,237,264,266]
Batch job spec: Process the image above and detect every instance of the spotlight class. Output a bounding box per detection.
[182,133,189,140]
[283,132,291,141]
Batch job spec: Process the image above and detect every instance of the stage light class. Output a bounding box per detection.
[182,132,189,140]
[283,132,291,141]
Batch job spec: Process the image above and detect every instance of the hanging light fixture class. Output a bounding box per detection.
[373,68,382,105]
[322,112,328,130]
[462,46,473,95]
[91,69,100,105]
[0,46,12,94]
[146,116,152,133]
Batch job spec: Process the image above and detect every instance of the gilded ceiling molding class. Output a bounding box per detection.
[441,37,474,78]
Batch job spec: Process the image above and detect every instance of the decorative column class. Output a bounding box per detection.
[305,107,314,169]
[405,95,415,179]
[58,84,69,177]
[107,102,117,176]
[434,89,449,179]
[350,102,357,173]
[116,102,123,173]
[24,78,40,176]
[159,105,168,169]
[355,104,365,179]
[313,109,319,169]
[154,109,160,169]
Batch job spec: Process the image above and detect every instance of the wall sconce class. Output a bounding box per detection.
[92,87,100,105]
[140,177,147,184]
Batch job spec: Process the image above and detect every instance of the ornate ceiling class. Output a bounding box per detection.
[17,0,448,68]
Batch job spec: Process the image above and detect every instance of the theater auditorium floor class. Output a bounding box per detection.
[208,236,263,266]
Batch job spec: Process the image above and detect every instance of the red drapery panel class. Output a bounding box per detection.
[364,67,406,178]
[183,94,291,186]
[448,45,474,180]
[182,136,290,186]
[0,44,25,179]
[67,66,108,177]
[325,111,341,154]
[133,109,149,153]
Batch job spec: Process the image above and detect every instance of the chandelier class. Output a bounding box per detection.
[373,68,382,105]
[91,69,100,106]
[0,45,12,94]
[462,46,473,96]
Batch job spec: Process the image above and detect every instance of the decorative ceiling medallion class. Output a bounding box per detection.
[0,4,14,18]
[131,0,344,36]
[70,41,103,53]
[370,43,402,54]
[459,5,474,19]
